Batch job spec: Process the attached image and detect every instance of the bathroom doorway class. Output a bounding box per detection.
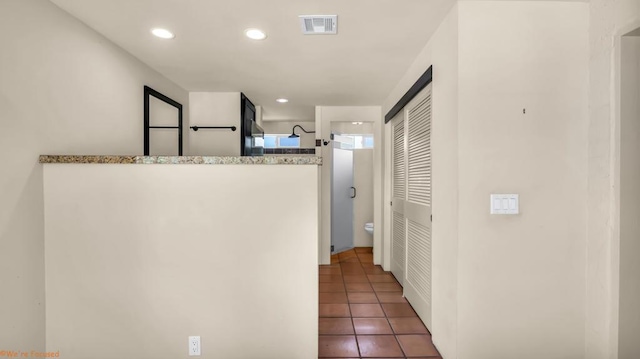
[330,122,375,254]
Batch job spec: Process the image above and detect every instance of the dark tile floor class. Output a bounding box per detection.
[319,248,442,358]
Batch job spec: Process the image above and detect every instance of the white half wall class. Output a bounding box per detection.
[0,0,188,351]
[43,164,318,359]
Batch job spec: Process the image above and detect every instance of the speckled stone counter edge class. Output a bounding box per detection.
[39,155,322,165]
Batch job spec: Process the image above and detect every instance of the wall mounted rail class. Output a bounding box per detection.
[190,126,237,132]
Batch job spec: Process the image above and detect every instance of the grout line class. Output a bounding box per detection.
[339,252,362,358]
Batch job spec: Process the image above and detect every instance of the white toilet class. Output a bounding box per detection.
[364,222,374,235]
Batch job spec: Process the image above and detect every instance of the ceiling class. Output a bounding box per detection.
[50,0,454,121]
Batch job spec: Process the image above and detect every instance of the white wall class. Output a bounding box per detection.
[0,0,188,351]
[456,3,588,358]
[43,164,318,359]
[383,2,589,358]
[382,4,459,358]
[353,149,374,247]
[619,34,640,359]
[189,92,241,156]
[587,0,640,357]
[316,106,382,265]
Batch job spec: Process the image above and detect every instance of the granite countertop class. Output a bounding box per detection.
[39,155,322,165]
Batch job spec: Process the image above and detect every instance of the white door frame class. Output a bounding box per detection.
[316,106,383,265]
[610,20,640,358]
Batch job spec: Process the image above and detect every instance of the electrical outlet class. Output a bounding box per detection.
[189,336,201,356]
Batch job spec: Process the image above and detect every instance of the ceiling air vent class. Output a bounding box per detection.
[299,15,338,35]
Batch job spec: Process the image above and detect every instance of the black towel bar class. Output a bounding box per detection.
[190,126,236,132]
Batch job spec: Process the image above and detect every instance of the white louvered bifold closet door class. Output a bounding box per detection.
[403,85,433,329]
[390,112,406,285]
[389,84,433,329]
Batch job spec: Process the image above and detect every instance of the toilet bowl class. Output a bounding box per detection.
[365,222,374,235]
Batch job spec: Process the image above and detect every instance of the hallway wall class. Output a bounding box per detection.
[0,0,188,350]
[619,34,640,359]
[383,1,588,358]
[383,4,459,358]
[456,2,588,358]
[587,0,640,357]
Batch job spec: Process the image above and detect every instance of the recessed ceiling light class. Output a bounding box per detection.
[352,122,363,125]
[151,28,175,39]
[276,98,289,103]
[245,28,267,40]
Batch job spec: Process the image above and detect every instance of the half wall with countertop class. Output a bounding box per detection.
[41,156,320,359]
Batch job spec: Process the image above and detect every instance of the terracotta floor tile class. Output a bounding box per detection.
[347,292,379,304]
[320,282,346,293]
[355,247,373,253]
[319,247,431,358]
[396,334,440,357]
[320,292,348,304]
[367,274,398,283]
[320,266,342,275]
[319,335,359,357]
[319,318,355,335]
[388,317,429,334]
[341,266,365,273]
[345,282,374,292]
[343,275,370,283]
[353,318,393,335]
[341,261,363,267]
[341,256,361,263]
[320,304,351,318]
[338,250,358,260]
[341,267,366,275]
[362,265,387,275]
[376,292,408,303]
[371,282,403,292]
[350,303,385,318]
[382,303,418,317]
[357,335,404,357]
[320,274,344,283]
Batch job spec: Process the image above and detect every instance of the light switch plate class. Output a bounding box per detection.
[490,194,519,214]
[189,336,201,356]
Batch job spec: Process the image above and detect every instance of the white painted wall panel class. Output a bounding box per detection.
[43,164,318,359]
